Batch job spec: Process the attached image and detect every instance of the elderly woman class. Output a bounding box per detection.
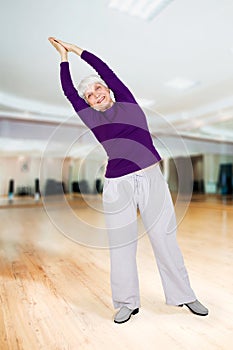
[48,37,208,323]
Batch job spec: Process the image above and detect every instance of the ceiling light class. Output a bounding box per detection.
[108,0,174,21]
[164,77,200,90]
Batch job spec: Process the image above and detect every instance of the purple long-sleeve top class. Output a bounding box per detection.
[60,50,161,178]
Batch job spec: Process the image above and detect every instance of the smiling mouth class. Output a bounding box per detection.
[97,96,105,104]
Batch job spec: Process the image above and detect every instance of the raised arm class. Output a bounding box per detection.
[80,51,137,103]
[48,37,88,113]
[49,37,137,109]
[49,38,84,57]
[48,37,69,62]
[52,38,136,104]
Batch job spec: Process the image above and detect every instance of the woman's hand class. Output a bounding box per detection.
[48,37,69,62]
[48,37,83,60]
[48,37,67,54]
[51,38,75,52]
[49,37,84,56]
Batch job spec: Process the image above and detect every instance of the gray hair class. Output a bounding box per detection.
[77,74,108,99]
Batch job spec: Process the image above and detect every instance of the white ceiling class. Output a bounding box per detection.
[1,0,233,157]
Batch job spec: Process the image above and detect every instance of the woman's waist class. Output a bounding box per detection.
[104,160,161,180]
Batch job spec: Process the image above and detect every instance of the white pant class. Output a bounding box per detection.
[102,163,196,309]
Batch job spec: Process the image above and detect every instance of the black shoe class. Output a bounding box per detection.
[179,300,208,316]
[114,307,139,324]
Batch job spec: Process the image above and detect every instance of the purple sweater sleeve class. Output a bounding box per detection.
[60,61,89,113]
[60,50,137,115]
[81,50,137,103]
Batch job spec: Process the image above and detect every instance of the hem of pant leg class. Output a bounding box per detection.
[166,297,196,306]
[113,302,141,310]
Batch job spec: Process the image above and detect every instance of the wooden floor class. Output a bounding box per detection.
[0,195,233,350]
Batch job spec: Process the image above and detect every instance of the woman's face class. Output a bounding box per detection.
[84,83,114,111]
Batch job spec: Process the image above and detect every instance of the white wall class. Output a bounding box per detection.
[0,156,106,196]
[2,153,232,196]
[167,154,233,194]
[0,157,41,196]
[70,158,106,193]
[203,154,233,193]
[0,156,71,196]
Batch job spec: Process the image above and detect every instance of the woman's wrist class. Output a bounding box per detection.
[61,51,68,62]
[71,45,83,56]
